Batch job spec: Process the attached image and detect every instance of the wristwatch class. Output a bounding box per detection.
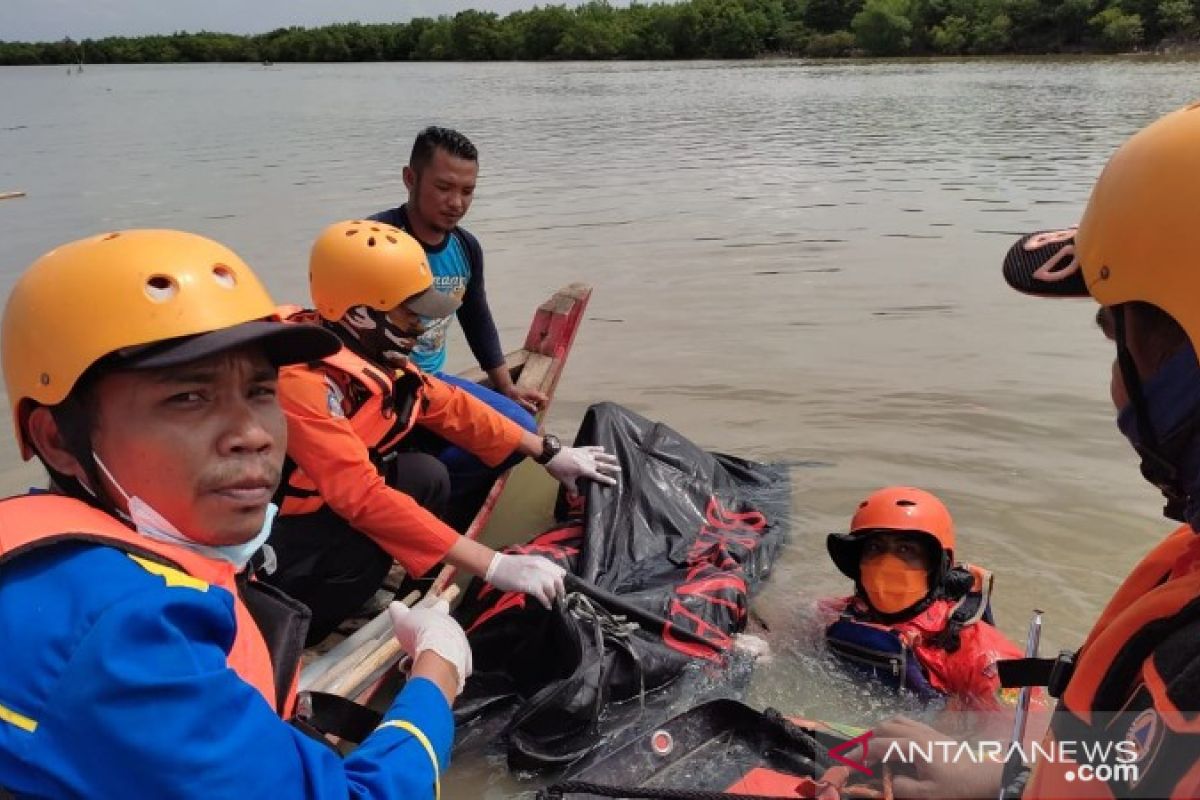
[534,433,562,465]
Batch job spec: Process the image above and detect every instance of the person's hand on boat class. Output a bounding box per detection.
[866,716,1003,799]
[388,599,473,697]
[485,551,566,608]
[544,445,621,493]
[507,384,548,413]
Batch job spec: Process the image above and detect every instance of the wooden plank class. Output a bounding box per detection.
[453,348,529,386]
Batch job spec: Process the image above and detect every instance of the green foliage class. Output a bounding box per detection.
[931,14,970,52]
[0,0,1190,64]
[1089,7,1145,48]
[806,29,857,54]
[972,12,1013,53]
[852,0,914,54]
[805,0,866,32]
[1158,0,1195,34]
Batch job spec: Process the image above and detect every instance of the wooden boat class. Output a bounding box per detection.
[298,282,593,706]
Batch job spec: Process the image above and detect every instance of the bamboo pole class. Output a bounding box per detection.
[327,585,460,700]
[306,590,420,694]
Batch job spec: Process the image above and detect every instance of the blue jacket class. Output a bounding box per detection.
[0,539,453,799]
[368,205,505,374]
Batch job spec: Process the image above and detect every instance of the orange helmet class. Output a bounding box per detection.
[827,487,955,582]
[2,229,338,460]
[308,220,460,322]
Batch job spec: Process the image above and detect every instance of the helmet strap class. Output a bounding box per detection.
[45,397,123,519]
[1114,306,1189,520]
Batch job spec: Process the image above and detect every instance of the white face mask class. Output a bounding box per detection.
[92,453,277,570]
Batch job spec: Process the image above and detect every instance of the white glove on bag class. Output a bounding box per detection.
[485,552,566,609]
[544,445,621,494]
[388,600,473,695]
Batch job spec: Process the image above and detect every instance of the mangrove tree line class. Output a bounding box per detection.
[2,0,1197,64]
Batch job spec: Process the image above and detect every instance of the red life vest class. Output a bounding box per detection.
[1023,525,1200,799]
[0,493,304,717]
[278,306,430,516]
[825,564,1006,706]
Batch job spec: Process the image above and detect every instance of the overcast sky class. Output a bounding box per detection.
[3,1,611,43]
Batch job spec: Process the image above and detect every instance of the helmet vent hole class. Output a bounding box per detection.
[386,235,397,244]
[895,499,916,507]
[211,264,237,289]
[345,229,358,237]
[367,236,376,247]
[102,232,120,241]
[144,275,178,302]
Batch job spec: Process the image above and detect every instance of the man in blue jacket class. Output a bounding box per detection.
[371,127,545,523]
[0,228,472,799]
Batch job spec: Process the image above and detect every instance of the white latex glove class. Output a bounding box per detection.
[544,445,621,494]
[388,599,472,695]
[485,552,566,609]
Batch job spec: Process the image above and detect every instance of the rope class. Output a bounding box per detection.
[567,591,649,712]
[761,708,832,768]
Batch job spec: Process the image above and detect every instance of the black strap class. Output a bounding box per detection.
[997,650,1075,697]
[997,657,1053,689]
[294,690,384,745]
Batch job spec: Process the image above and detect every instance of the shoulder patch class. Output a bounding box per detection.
[325,375,347,418]
[128,554,209,591]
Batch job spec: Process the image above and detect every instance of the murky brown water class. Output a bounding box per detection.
[4,57,1200,795]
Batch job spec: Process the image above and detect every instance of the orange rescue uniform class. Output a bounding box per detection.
[277,309,524,577]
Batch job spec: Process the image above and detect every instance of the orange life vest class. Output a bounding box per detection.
[0,493,305,717]
[1023,525,1200,799]
[278,306,430,516]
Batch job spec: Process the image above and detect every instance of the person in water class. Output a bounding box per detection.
[870,103,1200,800]
[823,486,1024,711]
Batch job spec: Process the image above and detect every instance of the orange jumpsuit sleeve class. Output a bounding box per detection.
[415,373,525,467]
[278,365,460,578]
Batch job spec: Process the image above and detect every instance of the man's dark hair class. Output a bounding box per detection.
[409,126,478,171]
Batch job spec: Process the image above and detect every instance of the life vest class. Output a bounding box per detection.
[1018,525,1200,799]
[0,493,308,718]
[278,306,430,516]
[825,563,995,703]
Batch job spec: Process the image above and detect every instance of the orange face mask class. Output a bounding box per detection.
[860,554,930,614]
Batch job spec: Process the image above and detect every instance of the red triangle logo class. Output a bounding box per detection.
[828,730,874,777]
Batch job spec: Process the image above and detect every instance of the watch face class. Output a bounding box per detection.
[538,434,562,464]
